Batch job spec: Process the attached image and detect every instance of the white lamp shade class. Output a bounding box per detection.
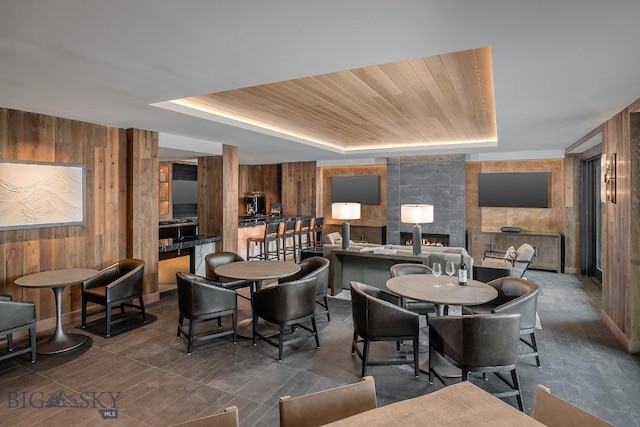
[401,204,434,224]
[332,202,361,220]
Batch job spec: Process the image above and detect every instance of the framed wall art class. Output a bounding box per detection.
[0,160,86,231]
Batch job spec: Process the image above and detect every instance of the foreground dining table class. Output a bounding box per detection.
[386,274,498,375]
[215,260,300,338]
[15,268,98,354]
[322,381,544,426]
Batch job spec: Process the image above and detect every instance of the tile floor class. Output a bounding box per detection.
[1,269,639,426]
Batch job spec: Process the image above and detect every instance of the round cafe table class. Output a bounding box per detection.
[215,260,300,338]
[386,274,498,376]
[15,268,98,355]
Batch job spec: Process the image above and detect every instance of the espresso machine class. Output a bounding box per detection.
[245,191,266,216]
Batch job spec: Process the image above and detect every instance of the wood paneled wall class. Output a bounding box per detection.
[0,108,129,324]
[465,160,565,234]
[600,104,640,354]
[321,165,387,226]
[281,161,317,217]
[126,129,159,299]
[198,145,239,253]
[238,164,281,215]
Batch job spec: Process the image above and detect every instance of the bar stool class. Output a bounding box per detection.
[246,222,280,260]
[310,217,324,247]
[294,217,312,256]
[280,218,298,262]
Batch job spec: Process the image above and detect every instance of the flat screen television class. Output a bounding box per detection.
[331,175,380,205]
[478,172,550,208]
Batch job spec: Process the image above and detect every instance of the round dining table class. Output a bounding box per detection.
[386,273,498,376]
[214,260,301,338]
[15,268,98,354]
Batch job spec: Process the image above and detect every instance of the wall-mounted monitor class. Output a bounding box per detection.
[478,172,550,208]
[331,175,380,205]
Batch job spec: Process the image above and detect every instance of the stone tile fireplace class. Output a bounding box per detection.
[386,154,466,248]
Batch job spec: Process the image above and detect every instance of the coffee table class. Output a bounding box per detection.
[15,268,98,354]
[386,274,498,375]
[215,260,300,337]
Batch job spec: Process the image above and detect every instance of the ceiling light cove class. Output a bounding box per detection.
[157,46,497,155]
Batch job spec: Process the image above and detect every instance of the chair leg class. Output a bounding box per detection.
[232,312,237,344]
[187,319,195,354]
[511,369,523,411]
[6,334,13,351]
[413,337,419,378]
[29,325,36,363]
[361,339,370,378]
[324,295,330,322]
[81,296,87,329]
[217,316,222,329]
[120,303,125,315]
[139,296,147,323]
[105,304,112,338]
[177,315,183,337]
[278,324,285,361]
[311,317,319,348]
[530,332,540,366]
[351,329,358,355]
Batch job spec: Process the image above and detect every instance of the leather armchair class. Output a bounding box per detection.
[428,313,523,411]
[350,281,420,378]
[389,263,436,322]
[279,376,377,427]
[0,296,36,363]
[252,276,319,361]
[176,272,237,354]
[81,258,146,338]
[465,277,540,366]
[279,256,331,321]
[204,251,254,302]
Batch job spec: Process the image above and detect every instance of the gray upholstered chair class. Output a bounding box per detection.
[350,281,420,378]
[279,256,331,321]
[205,251,254,302]
[279,376,377,427]
[483,243,536,278]
[389,263,436,322]
[176,272,237,354]
[465,277,540,366]
[252,276,319,361]
[0,296,36,363]
[81,258,146,337]
[428,313,524,411]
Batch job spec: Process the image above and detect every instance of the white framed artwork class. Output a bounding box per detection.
[0,160,86,230]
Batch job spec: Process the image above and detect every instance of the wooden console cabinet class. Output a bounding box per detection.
[467,230,563,273]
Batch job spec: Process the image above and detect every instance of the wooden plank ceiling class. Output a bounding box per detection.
[179,46,496,151]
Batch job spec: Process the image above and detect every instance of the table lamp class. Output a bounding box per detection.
[401,204,434,255]
[331,202,361,249]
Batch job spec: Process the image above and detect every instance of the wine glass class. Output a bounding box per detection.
[445,261,456,286]
[432,263,442,287]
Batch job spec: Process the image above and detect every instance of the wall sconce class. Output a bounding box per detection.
[601,153,616,203]
[401,204,434,255]
[331,202,361,249]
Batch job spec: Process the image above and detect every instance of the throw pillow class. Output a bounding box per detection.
[504,246,517,260]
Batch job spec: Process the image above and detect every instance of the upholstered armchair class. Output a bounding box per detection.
[279,376,377,427]
[176,272,237,354]
[483,243,536,278]
[350,281,420,378]
[464,276,540,366]
[278,256,331,321]
[204,251,254,302]
[428,313,523,411]
[252,276,319,361]
[389,263,435,322]
[0,296,36,363]
[81,258,146,337]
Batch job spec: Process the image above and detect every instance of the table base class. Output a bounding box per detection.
[37,332,88,355]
